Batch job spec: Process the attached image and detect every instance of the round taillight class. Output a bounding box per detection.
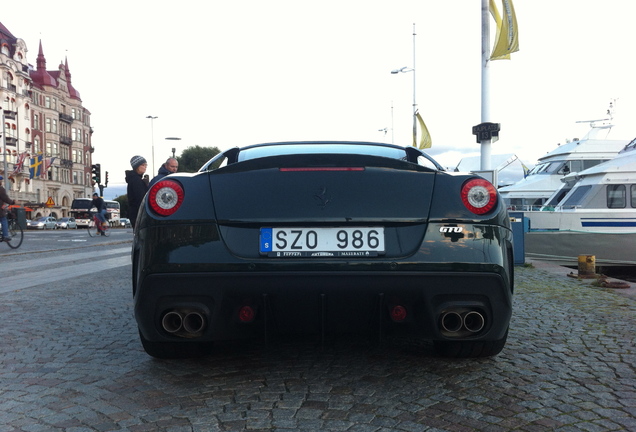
[148,180,184,216]
[238,306,255,323]
[460,178,497,215]
[390,305,407,322]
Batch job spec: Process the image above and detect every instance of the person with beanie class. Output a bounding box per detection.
[125,155,148,228]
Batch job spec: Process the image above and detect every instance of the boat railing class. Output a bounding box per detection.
[507,205,550,212]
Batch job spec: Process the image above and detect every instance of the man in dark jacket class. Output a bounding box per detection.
[149,157,179,188]
[90,192,107,234]
[0,175,17,241]
[125,155,148,229]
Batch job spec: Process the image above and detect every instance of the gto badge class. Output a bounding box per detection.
[439,226,463,233]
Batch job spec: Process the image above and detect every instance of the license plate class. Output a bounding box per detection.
[260,227,385,257]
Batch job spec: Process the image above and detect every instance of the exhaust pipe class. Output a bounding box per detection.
[463,311,485,333]
[162,311,183,333]
[441,311,463,333]
[183,312,206,334]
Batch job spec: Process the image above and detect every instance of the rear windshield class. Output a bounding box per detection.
[237,144,407,162]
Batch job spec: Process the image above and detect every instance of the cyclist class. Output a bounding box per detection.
[90,192,108,236]
[0,175,17,242]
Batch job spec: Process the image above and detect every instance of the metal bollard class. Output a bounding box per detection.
[578,254,596,277]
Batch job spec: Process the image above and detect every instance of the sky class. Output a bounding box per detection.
[6,0,636,199]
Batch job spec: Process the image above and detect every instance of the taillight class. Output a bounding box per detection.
[460,178,497,215]
[148,180,184,216]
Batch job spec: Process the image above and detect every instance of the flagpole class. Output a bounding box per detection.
[480,0,492,171]
[1,109,8,191]
[412,23,417,147]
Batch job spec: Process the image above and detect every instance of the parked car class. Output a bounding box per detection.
[119,218,132,228]
[56,217,77,229]
[27,216,57,230]
[132,141,514,359]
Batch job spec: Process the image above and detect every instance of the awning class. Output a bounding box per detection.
[9,205,33,211]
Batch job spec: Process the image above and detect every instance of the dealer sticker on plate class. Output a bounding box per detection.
[260,227,385,257]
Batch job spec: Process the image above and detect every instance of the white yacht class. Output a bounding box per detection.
[499,105,629,211]
[523,139,636,266]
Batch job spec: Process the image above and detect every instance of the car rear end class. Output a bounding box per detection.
[133,142,513,358]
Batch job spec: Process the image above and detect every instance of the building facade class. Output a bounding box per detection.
[0,22,93,219]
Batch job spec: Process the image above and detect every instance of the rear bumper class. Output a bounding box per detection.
[134,270,512,344]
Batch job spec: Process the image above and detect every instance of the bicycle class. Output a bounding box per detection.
[87,212,110,237]
[1,211,24,249]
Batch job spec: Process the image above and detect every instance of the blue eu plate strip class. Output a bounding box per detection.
[260,228,273,252]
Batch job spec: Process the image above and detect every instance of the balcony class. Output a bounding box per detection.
[5,137,17,146]
[60,159,73,169]
[3,110,16,120]
[60,136,72,145]
[59,113,74,124]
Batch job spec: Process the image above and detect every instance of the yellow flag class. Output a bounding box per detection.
[414,111,432,149]
[490,0,519,60]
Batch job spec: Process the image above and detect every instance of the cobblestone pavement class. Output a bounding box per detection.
[0,255,634,431]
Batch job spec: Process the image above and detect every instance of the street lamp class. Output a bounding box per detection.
[391,24,417,146]
[165,137,181,159]
[146,115,158,175]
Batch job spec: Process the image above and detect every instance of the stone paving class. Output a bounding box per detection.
[0,258,634,431]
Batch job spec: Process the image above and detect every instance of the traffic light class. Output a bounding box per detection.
[91,164,101,184]
[104,171,109,187]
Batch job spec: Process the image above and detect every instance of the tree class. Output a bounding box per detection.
[177,145,221,172]
[115,195,129,218]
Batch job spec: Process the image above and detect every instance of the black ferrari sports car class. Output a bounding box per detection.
[132,142,514,359]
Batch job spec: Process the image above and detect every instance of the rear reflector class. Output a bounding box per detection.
[238,306,255,323]
[390,305,407,322]
[279,167,364,172]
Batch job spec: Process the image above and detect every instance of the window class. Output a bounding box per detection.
[546,187,573,206]
[607,185,626,209]
[583,159,605,170]
[46,142,59,157]
[46,117,59,133]
[631,185,636,208]
[45,96,51,108]
[563,185,592,208]
[33,113,39,130]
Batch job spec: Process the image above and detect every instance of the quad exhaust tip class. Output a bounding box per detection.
[161,309,207,337]
[440,309,486,335]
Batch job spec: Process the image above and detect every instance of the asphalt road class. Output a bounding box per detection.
[0,236,634,431]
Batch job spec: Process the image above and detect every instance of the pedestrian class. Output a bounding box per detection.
[149,157,179,188]
[126,155,148,229]
[0,175,17,241]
